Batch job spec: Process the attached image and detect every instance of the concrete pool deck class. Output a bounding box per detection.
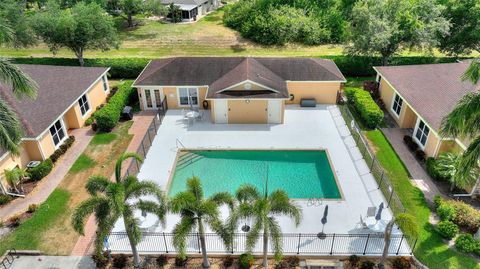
[111,105,407,254]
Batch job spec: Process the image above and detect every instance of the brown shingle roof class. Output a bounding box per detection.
[375,61,479,131]
[134,57,346,98]
[0,64,109,138]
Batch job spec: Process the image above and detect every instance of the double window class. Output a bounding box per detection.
[50,120,66,146]
[145,89,153,108]
[391,93,403,117]
[102,76,108,92]
[78,94,90,116]
[414,120,430,147]
[178,88,198,106]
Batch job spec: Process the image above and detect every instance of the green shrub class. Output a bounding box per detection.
[49,136,75,163]
[85,116,95,126]
[95,81,135,132]
[426,157,449,181]
[455,234,479,253]
[29,159,53,181]
[0,195,13,205]
[450,200,480,233]
[392,257,411,269]
[27,204,38,213]
[437,202,457,221]
[437,220,459,240]
[345,87,383,128]
[433,195,443,209]
[238,252,254,269]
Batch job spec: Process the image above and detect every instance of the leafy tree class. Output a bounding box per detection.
[228,184,302,267]
[438,0,480,55]
[378,213,418,269]
[0,0,37,48]
[32,1,120,66]
[54,0,108,8]
[3,167,29,193]
[346,0,450,65]
[170,177,233,268]
[72,153,167,267]
[0,21,37,155]
[435,152,479,191]
[116,0,165,28]
[440,60,480,190]
[168,3,182,23]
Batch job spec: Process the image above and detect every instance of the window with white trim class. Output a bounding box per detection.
[50,120,66,146]
[145,89,153,108]
[154,89,162,107]
[415,120,430,146]
[391,93,403,116]
[102,76,108,92]
[178,88,198,106]
[78,94,90,116]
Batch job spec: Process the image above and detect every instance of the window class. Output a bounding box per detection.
[391,93,403,116]
[178,88,198,106]
[145,89,153,108]
[154,89,162,107]
[50,120,66,146]
[78,94,90,116]
[415,120,430,146]
[102,76,108,92]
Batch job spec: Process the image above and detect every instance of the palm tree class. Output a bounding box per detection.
[170,177,233,268]
[229,184,302,267]
[72,153,167,267]
[0,20,37,155]
[378,213,418,269]
[3,167,29,193]
[440,59,480,187]
[435,152,478,191]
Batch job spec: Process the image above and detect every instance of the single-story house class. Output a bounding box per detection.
[374,61,478,157]
[0,64,110,192]
[133,57,346,124]
[162,0,219,21]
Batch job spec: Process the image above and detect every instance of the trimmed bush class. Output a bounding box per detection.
[392,257,411,269]
[455,234,479,253]
[27,204,38,213]
[437,202,457,221]
[415,149,426,162]
[29,159,53,181]
[238,252,254,269]
[437,220,459,240]
[345,87,383,128]
[0,194,13,205]
[95,81,135,132]
[49,136,75,163]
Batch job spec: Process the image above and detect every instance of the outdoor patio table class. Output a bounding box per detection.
[186,111,199,119]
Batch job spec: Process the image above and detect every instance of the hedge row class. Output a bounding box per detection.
[9,56,466,78]
[345,87,384,128]
[95,80,135,132]
[29,159,53,181]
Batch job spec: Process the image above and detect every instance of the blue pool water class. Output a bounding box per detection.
[168,150,341,199]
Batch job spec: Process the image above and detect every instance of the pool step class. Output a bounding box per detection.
[176,152,203,168]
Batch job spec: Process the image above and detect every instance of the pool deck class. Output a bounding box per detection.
[111,105,406,253]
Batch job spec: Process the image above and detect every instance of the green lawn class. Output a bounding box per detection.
[91,132,118,145]
[365,130,480,269]
[69,154,96,174]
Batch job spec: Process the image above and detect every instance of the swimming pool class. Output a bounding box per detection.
[168,150,342,199]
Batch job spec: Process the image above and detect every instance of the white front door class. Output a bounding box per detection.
[268,100,282,124]
[214,100,228,124]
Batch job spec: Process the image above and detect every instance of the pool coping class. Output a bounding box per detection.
[165,148,345,201]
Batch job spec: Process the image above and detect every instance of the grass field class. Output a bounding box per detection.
[1,8,472,59]
[0,121,133,255]
[365,130,480,269]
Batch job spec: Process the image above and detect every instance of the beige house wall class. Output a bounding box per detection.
[424,132,440,157]
[0,144,32,190]
[23,141,43,161]
[87,80,108,111]
[438,140,463,155]
[286,82,341,105]
[39,132,56,159]
[380,79,418,129]
[160,86,208,110]
[228,100,268,124]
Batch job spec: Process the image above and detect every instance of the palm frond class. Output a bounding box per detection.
[186,176,204,201]
[125,178,163,198]
[235,184,260,203]
[170,191,196,213]
[245,219,262,252]
[0,100,24,155]
[115,152,143,182]
[208,191,234,210]
[172,216,195,259]
[267,217,283,262]
[440,92,480,138]
[269,190,302,225]
[0,20,13,44]
[86,176,111,196]
[123,206,142,245]
[0,58,37,99]
[136,199,168,225]
[455,136,480,187]
[71,197,108,235]
[462,59,480,85]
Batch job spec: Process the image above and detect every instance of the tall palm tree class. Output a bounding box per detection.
[435,152,478,191]
[170,177,233,268]
[229,184,302,267]
[378,213,418,269]
[72,153,167,267]
[440,59,480,186]
[0,20,37,155]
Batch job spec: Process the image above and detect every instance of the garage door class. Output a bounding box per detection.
[228,100,267,124]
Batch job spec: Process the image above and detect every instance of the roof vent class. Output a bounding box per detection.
[244,82,252,90]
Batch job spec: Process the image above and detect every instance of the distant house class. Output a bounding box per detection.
[0,65,110,192]
[162,0,219,21]
[374,61,478,158]
[133,57,346,124]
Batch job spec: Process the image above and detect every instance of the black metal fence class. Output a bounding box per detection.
[338,105,406,216]
[107,232,415,256]
[126,98,167,177]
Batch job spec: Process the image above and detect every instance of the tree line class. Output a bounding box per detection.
[224,0,480,65]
